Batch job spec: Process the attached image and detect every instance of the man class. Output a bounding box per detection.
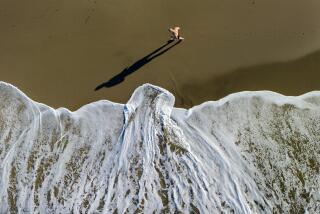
[168,26,184,41]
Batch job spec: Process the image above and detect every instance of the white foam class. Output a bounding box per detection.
[0,81,319,213]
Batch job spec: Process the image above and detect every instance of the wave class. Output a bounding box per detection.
[0,81,319,213]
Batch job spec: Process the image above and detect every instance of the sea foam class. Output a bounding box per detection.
[0,82,319,213]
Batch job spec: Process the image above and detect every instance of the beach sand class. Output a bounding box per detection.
[1,0,320,109]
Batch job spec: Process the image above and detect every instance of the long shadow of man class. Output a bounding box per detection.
[95,39,182,90]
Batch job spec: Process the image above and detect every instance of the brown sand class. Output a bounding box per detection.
[1,0,320,110]
[182,50,320,107]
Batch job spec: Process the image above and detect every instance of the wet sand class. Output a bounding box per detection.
[182,50,320,107]
[1,0,320,110]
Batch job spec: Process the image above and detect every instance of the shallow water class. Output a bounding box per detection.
[1,0,320,110]
[1,82,319,213]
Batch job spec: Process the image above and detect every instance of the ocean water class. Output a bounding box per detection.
[0,82,319,213]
